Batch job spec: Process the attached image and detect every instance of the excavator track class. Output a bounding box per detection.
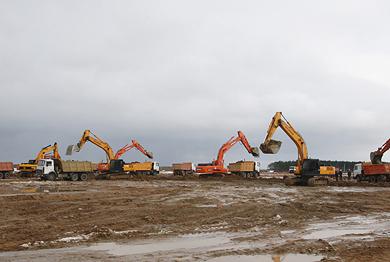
[307,177,329,186]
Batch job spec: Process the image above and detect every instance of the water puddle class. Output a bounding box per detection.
[86,232,262,256]
[302,213,390,241]
[86,232,234,256]
[208,254,322,262]
[327,187,390,193]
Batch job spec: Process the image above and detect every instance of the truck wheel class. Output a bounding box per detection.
[377,175,386,183]
[0,172,4,179]
[79,173,88,181]
[70,173,79,181]
[47,172,56,181]
[4,172,10,179]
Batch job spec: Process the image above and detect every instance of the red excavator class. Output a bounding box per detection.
[196,131,259,176]
[115,140,153,160]
[370,138,390,164]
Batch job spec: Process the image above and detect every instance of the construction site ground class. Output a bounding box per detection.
[1,174,390,261]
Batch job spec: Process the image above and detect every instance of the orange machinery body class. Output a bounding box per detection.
[196,131,259,176]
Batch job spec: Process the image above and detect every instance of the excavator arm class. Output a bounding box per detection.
[214,131,259,166]
[370,138,390,164]
[35,143,61,161]
[68,130,115,161]
[260,112,308,174]
[114,140,153,160]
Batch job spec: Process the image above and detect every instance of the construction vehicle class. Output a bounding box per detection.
[67,130,118,172]
[19,143,61,175]
[0,162,13,179]
[116,140,158,175]
[115,139,153,160]
[260,112,335,186]
[37,159,96,181]
[354,138,390,182]
[228,161,260,178]
[123,161,159,175]
[172,162,196,176]
[196,131,259,176]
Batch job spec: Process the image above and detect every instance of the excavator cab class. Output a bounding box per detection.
[301,159,320,176]
[109,159,125,173]
[260,139,282,154]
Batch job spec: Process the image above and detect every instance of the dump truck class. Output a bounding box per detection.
[354,162,390,182]
[36,159,96,181]
[0,162,13,179]
[123,161,159,175]
[228,161,260,178]
[353,138,390,182]
[172,162,196,176]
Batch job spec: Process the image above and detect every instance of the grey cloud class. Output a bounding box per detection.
[0,0,389,166]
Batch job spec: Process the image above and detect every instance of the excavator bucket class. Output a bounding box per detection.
[260,140,282,154]
[251,147,260,157]
[146,151,154,159]
[370,151,382,164]
[66,145,74,156]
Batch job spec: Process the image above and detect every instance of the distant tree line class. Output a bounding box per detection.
[268,160,359,172]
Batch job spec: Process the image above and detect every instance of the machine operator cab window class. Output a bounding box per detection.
[302,159,320,174]
[46,161,52,167]
[38,160,46,167]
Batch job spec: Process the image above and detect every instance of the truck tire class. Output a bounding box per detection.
[70,173,79,181]
[47,172,56,181]
[377,175,386,183]
[79,173,88,181]
[4,172,10,179]
[0,172,4,179]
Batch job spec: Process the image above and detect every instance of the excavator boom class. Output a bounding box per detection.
[370,138,390,164]
[35,143,61,161]
[68,130,115,161]
[114,140,153,160]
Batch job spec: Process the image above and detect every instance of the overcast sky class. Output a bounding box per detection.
[1,0,389,167]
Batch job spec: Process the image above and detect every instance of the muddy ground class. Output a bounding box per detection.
[1,175,390,261]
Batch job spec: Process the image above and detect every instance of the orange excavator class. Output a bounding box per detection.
[370,138,390,164]
[196,131,259,176]
[115,140,153,160]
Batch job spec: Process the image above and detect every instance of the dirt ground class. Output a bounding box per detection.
[1,174,390,261]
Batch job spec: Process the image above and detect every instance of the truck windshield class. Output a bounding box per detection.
[38,160,46,167]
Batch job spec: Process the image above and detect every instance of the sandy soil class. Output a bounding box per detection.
[1,175,390,261]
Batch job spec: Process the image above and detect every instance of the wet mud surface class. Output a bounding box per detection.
[1,175,390,261]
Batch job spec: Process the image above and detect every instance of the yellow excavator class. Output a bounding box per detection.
[260,112,335,186]
[19,143,61,175]
[67,130,118,173]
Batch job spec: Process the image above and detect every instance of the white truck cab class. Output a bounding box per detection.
[153,162,160,172]
[36,159,55,176]
[353,163,362,176]
[254,161,261,173]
